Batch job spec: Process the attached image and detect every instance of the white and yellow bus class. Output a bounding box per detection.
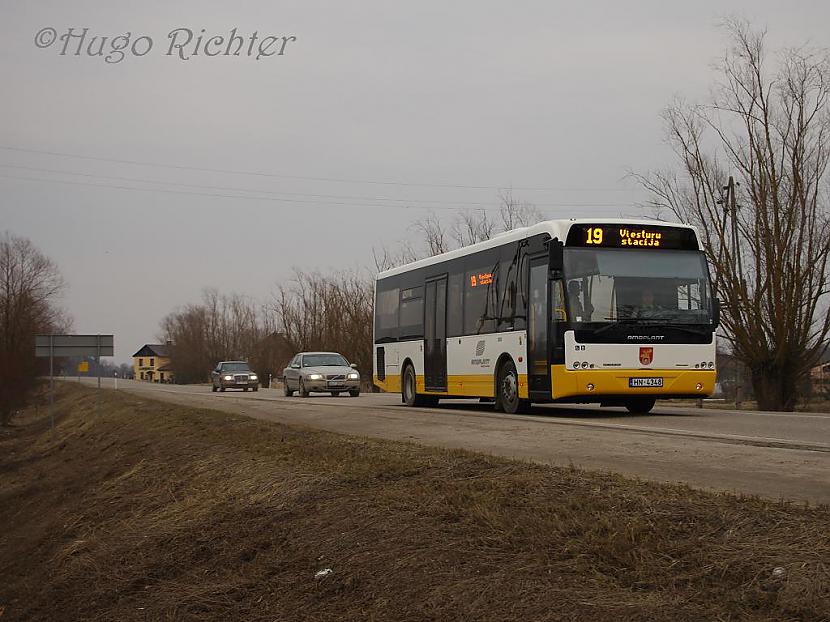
[373,219,719,414]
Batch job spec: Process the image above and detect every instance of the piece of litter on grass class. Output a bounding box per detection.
[315,568,333,579]
[772,567,786,579]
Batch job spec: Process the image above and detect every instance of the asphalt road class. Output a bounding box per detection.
[76,378,830,505]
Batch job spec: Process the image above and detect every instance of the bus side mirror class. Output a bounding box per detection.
[549,238,564,276]
[712,298,721,328]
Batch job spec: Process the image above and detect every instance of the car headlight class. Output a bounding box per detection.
[348,372,359,380]
[308,373,323,380]
[250,374,258,380]
[223,375,233,381]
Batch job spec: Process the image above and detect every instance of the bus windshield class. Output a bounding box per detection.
[563,248,712,325]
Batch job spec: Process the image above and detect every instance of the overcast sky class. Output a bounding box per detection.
[1,1,827,363]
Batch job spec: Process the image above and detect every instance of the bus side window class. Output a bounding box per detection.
[552,280,567,321]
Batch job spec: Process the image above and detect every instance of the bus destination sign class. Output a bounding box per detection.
[566,224,699,250]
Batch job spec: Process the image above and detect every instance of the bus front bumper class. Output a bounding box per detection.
[551,366,716,400]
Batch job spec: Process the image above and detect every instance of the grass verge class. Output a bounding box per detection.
[1,384,828,621]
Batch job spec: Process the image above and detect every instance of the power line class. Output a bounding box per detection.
[0,144,640,193]
[0,163,631,208]
[3,172,630,212]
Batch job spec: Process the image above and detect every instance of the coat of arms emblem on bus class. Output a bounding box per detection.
[639,347,654,365]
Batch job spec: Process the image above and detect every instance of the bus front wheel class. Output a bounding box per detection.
[625,397,656,415]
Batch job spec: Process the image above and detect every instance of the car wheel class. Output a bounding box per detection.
[253,386,258,392]
[625,397,656,415]
[299,378,309,398]
[495,359,529,414]
[331,391,341,397]
[283,382,293,397]
[212,384,217,393]
[220,386,226,392]
[243,387,248,392]
[349,389,360,397]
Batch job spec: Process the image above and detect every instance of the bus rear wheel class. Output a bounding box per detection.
[625,397,656,415]
[496,359,529,414]
[402,364,436,407]
[402,365,418,406]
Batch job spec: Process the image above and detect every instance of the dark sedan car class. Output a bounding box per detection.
[211,361,259,392]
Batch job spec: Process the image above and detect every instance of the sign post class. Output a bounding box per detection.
[35,334,115,434]
[49,335,54,436]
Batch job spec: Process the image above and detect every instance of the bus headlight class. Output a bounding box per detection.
[708,362,714,369]
[696,383,703,390]
[586,383,595,391]
[573,361,580,369]
[581,361,589,369]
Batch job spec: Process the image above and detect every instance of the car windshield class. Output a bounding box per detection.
[563,248,713,325]
[302,353,349,367]
[222,362,251,372]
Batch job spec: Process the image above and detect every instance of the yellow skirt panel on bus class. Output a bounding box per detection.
[373,373,529,399]
[550,365,716,399]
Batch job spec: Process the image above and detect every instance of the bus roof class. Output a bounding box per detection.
[376,218,699,280]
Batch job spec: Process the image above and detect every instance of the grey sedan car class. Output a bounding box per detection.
[282,352,360,397]
[211,361,259,392]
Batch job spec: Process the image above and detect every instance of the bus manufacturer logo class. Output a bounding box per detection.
[471,340,490,367]
[639,347,654,365]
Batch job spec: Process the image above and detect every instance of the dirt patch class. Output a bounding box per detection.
[1,385,828,621]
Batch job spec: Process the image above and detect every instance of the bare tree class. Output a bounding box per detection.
[411,211,451,256]
[635,19,830,411]
[0,233,69,424]
[498,187,543,231]
[451,209,496,247]
[372,239,419,272]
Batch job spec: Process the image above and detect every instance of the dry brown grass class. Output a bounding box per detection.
[1,384,828,621]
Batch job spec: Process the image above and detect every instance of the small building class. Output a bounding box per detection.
[133,343,175,383]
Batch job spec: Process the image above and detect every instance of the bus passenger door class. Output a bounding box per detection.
[528,257,551,396]
[424,277,448,391]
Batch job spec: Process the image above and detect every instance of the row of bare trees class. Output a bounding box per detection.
[159,271,373,385]
[0,233,70,425]
[159,289,267,383]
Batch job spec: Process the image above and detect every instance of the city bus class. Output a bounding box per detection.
[372,219,719,414]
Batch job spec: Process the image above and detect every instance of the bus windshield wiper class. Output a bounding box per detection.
[592,319,707,337]
[592,318,651,336]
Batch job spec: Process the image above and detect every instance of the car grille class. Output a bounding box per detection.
[234,374,249,382]
[327,374,346,381]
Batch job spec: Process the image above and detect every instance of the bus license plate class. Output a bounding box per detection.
[629,377,663,388]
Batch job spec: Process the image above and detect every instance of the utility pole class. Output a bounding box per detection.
[724,176,743,409]
[49,334,55,437]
